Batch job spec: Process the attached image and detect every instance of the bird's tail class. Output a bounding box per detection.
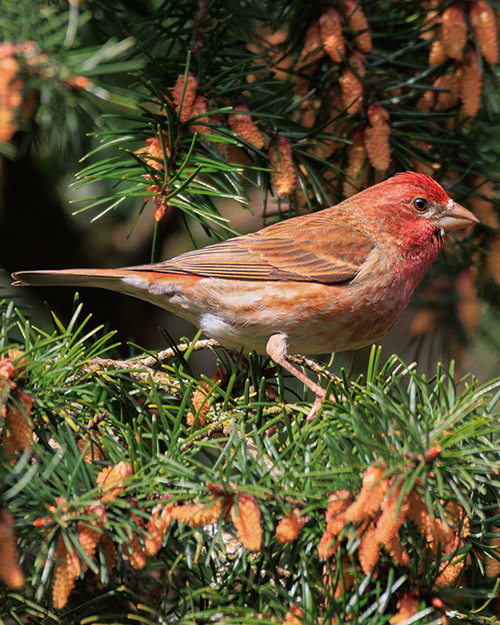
[11,268,131,290]
[11,268,192,312]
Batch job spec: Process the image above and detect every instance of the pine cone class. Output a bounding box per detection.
[171,72,198,123]
[339,51,365,114]
[0,508,24,589]
[364,105,391,171]
[343,128,368,197]
[344,1,372,53]
[2,389,34,456]
[228,104,265,149]
[319,8,345,63]
[470,1,499,65]
[231,493,262,551]
[0,47,23,142]
[96,461,133,502]
[52,533,80,609]
[269,136,296,197]
[460,50,483,117]
[276,510,304,544]
[440,5,467,61]
[357,521,380,574]
[429,37,448,66]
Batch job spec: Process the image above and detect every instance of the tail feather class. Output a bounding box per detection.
[11,268,130,290]
[11,268,194,314]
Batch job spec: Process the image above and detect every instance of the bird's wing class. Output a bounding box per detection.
[131,214,375,284]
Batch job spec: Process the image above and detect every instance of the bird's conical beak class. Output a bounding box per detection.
[438,200,480,232]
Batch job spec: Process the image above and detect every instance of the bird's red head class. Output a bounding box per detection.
[388,171,450,204]
[352,171,478,237]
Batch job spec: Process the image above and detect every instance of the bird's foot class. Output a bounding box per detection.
[305,388,337,422]
[266,333,339,423]
[306,394,325,422]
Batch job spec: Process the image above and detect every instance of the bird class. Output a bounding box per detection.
[12,172,479,419]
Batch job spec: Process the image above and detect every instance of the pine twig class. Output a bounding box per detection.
[78,357,182,394]
[287,354,342,384]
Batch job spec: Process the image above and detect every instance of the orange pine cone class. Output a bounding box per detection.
[226,144,249,168]
[294,22,324,93]
[0,51,23,143]
[421,9,440,42]
[319,9,345,63]
[124,531,146,570]
[263,29,293,81]
[135,135,170,209]
[189,95,209,134]
[339,51,365,114]
[77,521,101,571]
[308,112,344,159]
[228,104,265,150]
[406,489,454,550]
[123,513,146,570]
[435,553,465,587]
[7,349,28,379]
[324,559,354,600]
[344,0,371,52]
[384,528,410,566]
[440,5,467,61]
[318,490,352,560]
[374,486,408,549]
[276,510,304,544]
[77,436,103,463]
[283,605,303,625]
[170,502,204,525]
[145,502,174,556]
[434,72,460,111]
[52,533,81,609]
[429,37,448,66]
[0,508,24,589]
[101,535,117,575]
[299,96,320,128]
[390,593,420,624]
[186,379,212,427]
[364,105,391,171]
[171,499,225,527]
[96,461,133,502]
[460,50,483,117]
[0,358,15,391]
[299,22,324,66]
[171,72,198,123]
[231,493,262,551]
[344,465,388,523]
[324,490,353,535]
[469,1,499,65]
[135,135,169,170]
[269,135,296,197]
[343,129,369,198]
[416,88,435,113]
[318,490,353,559]
[357,521,380,574]
[317,530,339,560]
[2,389,34,456]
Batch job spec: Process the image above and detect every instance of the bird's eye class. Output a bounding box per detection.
[413,197,428,212]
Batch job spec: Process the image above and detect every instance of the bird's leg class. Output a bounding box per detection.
[266,333,329,421]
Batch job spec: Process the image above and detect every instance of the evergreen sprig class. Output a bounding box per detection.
[2,1,500,622]
[1,301,500,623]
